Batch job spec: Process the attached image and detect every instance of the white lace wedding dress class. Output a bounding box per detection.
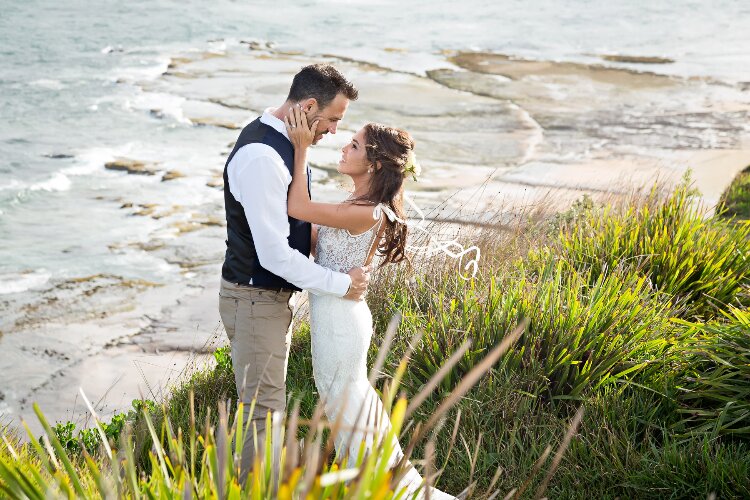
[310,204,454,499]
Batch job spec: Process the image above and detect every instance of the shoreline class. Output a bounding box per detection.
[2,44,749,432]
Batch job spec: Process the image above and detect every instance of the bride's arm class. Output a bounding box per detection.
[284,106,376,234]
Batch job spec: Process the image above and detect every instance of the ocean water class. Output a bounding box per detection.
[1,0,749,297]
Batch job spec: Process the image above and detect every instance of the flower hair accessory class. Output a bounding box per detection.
[402,150,421,181]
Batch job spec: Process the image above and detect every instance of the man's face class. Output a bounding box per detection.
[306,93,349,144]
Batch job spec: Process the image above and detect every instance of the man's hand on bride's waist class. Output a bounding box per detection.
[344,265,371,301]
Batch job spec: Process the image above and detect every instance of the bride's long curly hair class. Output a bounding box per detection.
[351,123,413,265]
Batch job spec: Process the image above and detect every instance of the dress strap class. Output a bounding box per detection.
[372,203,405,224]
[365,206,389,266]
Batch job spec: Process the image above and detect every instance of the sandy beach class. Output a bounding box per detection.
[2,42,749,434]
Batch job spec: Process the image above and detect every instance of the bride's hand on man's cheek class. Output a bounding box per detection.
[284,106,318,149]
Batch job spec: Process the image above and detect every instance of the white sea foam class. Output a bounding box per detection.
[64,144,140,176]
[29,172,71,192]
[100,45,123,54]
[1,172,73,194]
[63,148,115,176]
[0,179,26,192]
[0,270,51,295]
[125,91,190,124]
[112,56,171,84]
[29,78,65,90]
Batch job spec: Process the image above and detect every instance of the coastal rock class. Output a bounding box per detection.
[108,239,167,252]
[167,52,225,69]
[172,221,202,234]
[241,40,266,51]
[13,274,161,331]
[429,51,744,154]
[162,71,196,79]
[161,170,185,181]
[123,203,184,219]
[172,215,225,234]
[105,158,159,176]
[132,203,158,217]
[189,117,241,130]
[601,54,675,64]
[449,51,675,88]
[43,153,74,159]
[167,57,188,69]
[151,205,182,219]
[197,215,224,227]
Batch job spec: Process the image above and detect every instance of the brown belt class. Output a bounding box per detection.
[238,283,294,294]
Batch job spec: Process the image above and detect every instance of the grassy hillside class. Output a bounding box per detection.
[2,183,750,498]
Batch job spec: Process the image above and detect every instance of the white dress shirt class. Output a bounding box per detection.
[226,108,351,297]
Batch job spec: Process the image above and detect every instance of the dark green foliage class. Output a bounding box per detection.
[668,309,750,438]
[213,345,233,372]
[719,165,750,220]
[48,399,156,456]
[51,421,80,455]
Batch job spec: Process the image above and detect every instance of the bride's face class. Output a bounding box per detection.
[338,128,371,177]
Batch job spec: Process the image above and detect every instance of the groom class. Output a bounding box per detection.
[219,64,368,480]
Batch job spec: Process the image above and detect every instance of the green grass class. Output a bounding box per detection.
[719,165,750,219]
[548,184,750,321]
[3,180,750,498]
[667,308,750,438]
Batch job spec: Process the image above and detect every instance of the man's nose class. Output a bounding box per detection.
[329,123,338,134]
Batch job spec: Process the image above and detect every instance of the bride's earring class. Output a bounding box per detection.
[367,167,373,174]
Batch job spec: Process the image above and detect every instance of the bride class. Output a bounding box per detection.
[284,106,453,499]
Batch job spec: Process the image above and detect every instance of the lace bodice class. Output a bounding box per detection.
[315,206,383,272]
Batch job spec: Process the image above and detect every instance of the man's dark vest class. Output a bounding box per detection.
[221,117,311,291]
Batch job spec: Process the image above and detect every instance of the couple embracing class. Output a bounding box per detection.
[218,64,453,498]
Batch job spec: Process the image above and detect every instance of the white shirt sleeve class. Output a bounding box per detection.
[227,144,351,297]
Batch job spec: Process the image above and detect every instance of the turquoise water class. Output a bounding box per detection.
[1,0,749,294]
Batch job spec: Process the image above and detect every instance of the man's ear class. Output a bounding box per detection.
[302,98,317,113]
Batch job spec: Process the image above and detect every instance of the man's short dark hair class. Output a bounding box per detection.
[287,64,358,109]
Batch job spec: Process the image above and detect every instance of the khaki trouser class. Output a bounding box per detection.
[218,278,296,482]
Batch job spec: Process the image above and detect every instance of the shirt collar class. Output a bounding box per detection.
[260,107,290,142]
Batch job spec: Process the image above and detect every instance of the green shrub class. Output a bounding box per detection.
[668,308,750,438]
[393,254,675,401]
[45,399,156,457]
[552,185,750,320]
[719,166,750,220]
[213,345,233,372]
